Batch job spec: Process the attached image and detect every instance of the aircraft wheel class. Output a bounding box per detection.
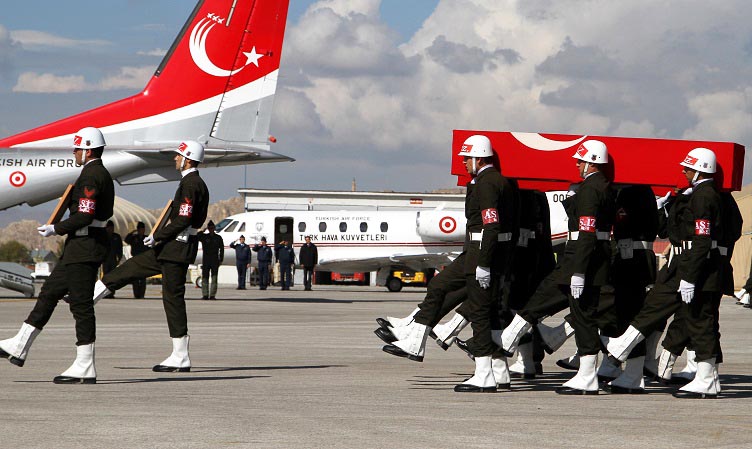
[195,277,202,289]
[386,277,403,293]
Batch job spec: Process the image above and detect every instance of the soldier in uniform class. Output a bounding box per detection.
[603,147,725,398]
[91,140,209,373]
[601,185,658,394]
[381,134,518,393]
[252,237,273,290]
[0,127,114,384]
[198,220,224,299]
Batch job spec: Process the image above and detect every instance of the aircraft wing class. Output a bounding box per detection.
[317,252,460,273]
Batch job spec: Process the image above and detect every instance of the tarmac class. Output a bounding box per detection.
[0,283,751,449]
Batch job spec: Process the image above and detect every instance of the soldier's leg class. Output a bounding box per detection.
[25,262,70,329]
[161,261,189,338]
[209,265,219,297]
[101,250,161,292]
[457,274,496,357]
[201,264,210,297]
[65,262,99,345]
[568,287,602,356]
[413,254,467,327]
[518,276,570,324]
[686,291,719,363]
[613,283,648,358]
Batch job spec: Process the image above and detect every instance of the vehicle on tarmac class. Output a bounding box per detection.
[0,0,292,211]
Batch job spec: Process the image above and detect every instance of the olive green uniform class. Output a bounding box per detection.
[100,170,209,337]
[27,159,115,345]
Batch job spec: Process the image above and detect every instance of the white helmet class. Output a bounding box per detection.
[73,127,106,149]
[680,147,716,174]
[174,140,205,163]
[572,140,607,164]
[457,135,493,158]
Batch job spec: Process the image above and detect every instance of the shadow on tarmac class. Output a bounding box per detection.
[111,364,343,372]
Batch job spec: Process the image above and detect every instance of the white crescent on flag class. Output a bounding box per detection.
[510,132,588,151]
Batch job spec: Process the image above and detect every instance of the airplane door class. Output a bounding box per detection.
[275,217,294,245]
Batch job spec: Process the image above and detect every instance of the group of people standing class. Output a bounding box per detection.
[377,134,739,399]
[228,235,318,291]
[0,128,210,383]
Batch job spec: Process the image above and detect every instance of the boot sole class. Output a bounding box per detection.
[454,385,497,393]
[555,387,599,395]
[152,366,191,373]
[0,348,24,367]
[672,391,718,399]
[53,376,96,384]
[382,345,424,362]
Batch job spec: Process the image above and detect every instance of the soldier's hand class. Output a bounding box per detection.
[37,224,57,237]
[678,280,695,304]
[656,191,672,209]
[570,274,585,299]
[475,266,491,289]
[143,235,156,247]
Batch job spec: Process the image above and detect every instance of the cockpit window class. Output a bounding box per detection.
[225,221,239,233]
[215,218,232,232]
[238,222,246,232]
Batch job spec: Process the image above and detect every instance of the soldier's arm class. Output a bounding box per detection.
[570,186,599,276]
[156,182,201,241]
[476,181,501,268]
[54,175,98,235]
[679,192,715,284]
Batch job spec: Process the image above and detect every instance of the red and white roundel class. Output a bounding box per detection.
[439,216,457,234]
[9,171,26,188]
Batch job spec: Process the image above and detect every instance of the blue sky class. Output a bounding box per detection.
[1,0,752,226]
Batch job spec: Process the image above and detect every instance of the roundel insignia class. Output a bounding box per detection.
[9,171,26,188]
[439,216,457,234]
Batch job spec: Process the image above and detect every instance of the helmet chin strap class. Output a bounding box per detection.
[471,158,478,175]
[180,156,187,171]
[580,161,590,178]
[691,171,700,185]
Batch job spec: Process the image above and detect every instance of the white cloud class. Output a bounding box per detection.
[13,66,153,93]
[137,48,167,57]
[10,30,110,49]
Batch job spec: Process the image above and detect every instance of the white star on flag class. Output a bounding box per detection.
[243,47,263,67]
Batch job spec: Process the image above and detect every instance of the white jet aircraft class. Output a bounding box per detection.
[0,0,292,211]
[203,192,569,291]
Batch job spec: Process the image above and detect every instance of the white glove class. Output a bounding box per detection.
[570,273,585,299]
[678,279,695,304]
[37,224,57,237]
[475,266,491,289]
[656,191,671,209]
[143,235,156,247]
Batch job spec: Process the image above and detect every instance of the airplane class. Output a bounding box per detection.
[0,0,291,211]
[197,192,570,292]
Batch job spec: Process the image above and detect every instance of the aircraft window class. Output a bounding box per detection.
[215,218,232,232]
[360,222,368,232]
[339,222,347,232]
[381,222,388,232]
[319,222,327,232]
[298,222,306,232]
[225,221,239,232]
[238,223,246,232]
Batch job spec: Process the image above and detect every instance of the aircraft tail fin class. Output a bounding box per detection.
[0,0,290,150]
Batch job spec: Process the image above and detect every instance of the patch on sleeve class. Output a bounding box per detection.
[178,197,193,217]
[481,208,499,225]
[77,186,97,214]
[578,216,596,232]
[695,219,710,236]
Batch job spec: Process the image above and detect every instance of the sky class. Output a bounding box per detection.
[1,0,751,226]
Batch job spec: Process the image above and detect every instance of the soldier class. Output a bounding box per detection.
[381,134,518,393]
[275,240,296,290]
[91,140,209,373]
[299,235,318,291]
[603,147,725,398]
[124,222,148,298]
[0,127,114,384]
[198,220,224,299]
[230,235,251,290]
[252,237,273,290]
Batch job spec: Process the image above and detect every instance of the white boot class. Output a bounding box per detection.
[500,314,532,357]
[608,356,646,393]
[643,331,662,378]
[492,357,511,389]
[0,323,41,367]
[455,356,497,393]
[601,325,645,362]
[537,320,574,354]
[92,280,112,306]
[433,313,469,350]
[54,343,96,384]
[672,350,697,382]
[153,335,191,372]
[674,359,719,398]
[556,351,580,371]
[597,354,623,382]
[557,354,599,394]
[509,341,537,379]
[385,307,419,328]
[656,349,677,382]
[735,288,750,305]
[382,322,430,362]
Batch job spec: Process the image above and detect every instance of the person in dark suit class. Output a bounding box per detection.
[0,127,115,384]
[275,240,296,290]
[199,220,224,299]
[102,220,123,298]
[230,235,250,290]
[124,222,149,298]
[253,237,273,290]
[299,235,318,291]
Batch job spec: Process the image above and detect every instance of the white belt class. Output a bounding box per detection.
[671,241,724,259]
[617,239,653,250]
[176,227,199,243]
[89,219,107,228]
[517,229,536,247]
[568,231,610,241]
[470,232,513,242]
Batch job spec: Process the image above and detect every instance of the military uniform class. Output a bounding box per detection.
[124,228,149,298]
[100,169,209,338]
[27,158,115,345]
[252,242,273,289]
[199,230,224,297]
